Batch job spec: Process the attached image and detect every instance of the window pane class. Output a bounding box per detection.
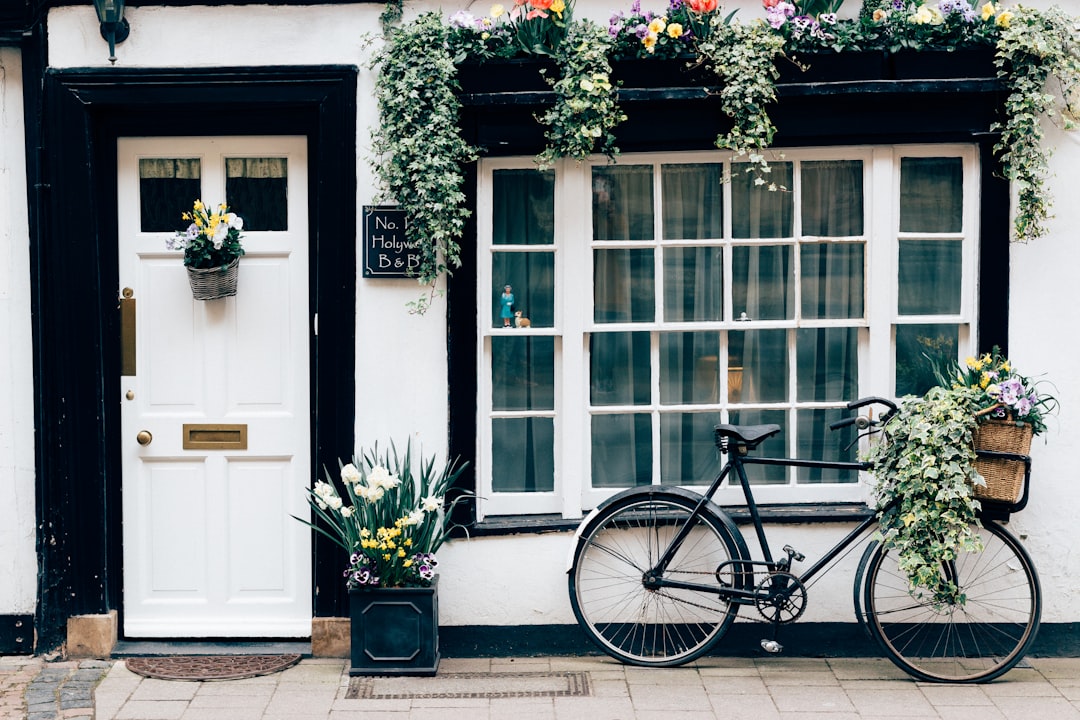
[663,247,723,322]
[800,243,864,319]
[660,332,721,405]
[900,157,963,233]
[795,408,859,483]
[731,162,794,238]
[492,253,555,328]
[801,160,864,236]
[661,413,719,486]
[492,336,554,411]
[139,158,201,232]
[728,409,787,484]
[594,249,655,323]
[895,323,958,397]
[591,414,652,488]
[898,240,962,315]
[732,245,793,321]
[729,330,788,403]
[493,169,554,245]
[225,158,287,231]
[590,332,650,406]
[593,165,654,241]
[662,163,723,240]
[796,328,858,402]
[491,418,554,492]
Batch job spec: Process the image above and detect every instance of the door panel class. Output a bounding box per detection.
[118,137,311,638]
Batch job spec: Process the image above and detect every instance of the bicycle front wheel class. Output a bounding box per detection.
[862,520,1041,683]
[569,491,742,667]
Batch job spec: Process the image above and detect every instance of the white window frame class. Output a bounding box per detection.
[476,144,980,520]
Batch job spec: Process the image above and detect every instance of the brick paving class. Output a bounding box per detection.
[1,656,111,720]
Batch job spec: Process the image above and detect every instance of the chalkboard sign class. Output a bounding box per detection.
[362,206,421,278]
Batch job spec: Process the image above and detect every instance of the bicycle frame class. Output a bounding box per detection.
[648,447,886,604]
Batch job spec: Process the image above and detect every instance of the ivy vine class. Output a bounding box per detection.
[538,20,626,168]
[993,5,1080,243]
[372,13,477,310]
[864,387,984,605]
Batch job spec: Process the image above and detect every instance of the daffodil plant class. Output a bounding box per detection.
[294,440,469,589]
[165,199,245,269]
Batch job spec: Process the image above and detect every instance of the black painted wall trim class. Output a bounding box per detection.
[440,623,1080,658]
[0,616,34,656]
[31,65,358,652]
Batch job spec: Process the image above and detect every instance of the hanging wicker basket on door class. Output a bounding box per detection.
[972,412,1032,504]
[186,258,240,301]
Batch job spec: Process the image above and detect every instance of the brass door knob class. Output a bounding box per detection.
[136,430,153,446]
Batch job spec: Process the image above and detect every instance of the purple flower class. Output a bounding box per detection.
[892,0,905,9]
[668,0,685,10]
[818,12,837,24]
[634,23,649,39]
[1000,377,1024,405]
[631,0,642,13]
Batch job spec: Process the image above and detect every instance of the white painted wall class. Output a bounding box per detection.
[0,46,38,617]
[35,0,1080,630]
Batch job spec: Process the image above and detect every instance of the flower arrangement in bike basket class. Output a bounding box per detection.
[165,199,245,270]
[294,441,469,589]
[951,347,1057,435]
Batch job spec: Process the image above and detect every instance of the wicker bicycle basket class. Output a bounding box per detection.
[972,418,1032,504]
[186,258,239,301]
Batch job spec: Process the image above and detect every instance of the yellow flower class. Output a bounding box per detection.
[383,554,391,561]
[996,10,1013,27]
[872,8,888,21]
[910,5,934,24]
[404,559,413,567]
[965,356,978,369]
[980,372,991,388]
[1002,361,1011,372]
[667,22,683,38]
[490,3,505,16]
[643,33,658,51]
[551,0,565,17]
[981,2,995,20]
[398,548,406,558]
[648,17,667,34]
[193,199,204,212]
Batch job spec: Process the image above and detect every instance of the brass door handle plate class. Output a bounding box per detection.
[136,430,153,446]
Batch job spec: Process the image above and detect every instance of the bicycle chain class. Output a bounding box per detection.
[656,568,804,625]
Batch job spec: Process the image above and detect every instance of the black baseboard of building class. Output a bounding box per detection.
[0,615,34,655]
[440,622,1080,659]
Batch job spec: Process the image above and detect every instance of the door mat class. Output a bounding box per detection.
[124,654,302,681]
[346,671,591,699]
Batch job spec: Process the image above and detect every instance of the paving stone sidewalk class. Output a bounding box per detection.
[90,655,1080,720]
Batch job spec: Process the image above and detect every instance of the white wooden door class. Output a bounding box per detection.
[118,137,311,638]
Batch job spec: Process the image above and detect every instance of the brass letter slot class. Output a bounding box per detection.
[183,424,248,450]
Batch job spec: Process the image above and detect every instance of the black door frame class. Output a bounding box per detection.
[30,65,358,650]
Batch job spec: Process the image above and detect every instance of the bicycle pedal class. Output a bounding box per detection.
[760,639,783,654]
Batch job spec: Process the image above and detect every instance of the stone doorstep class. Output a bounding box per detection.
[311,617,350,658]
[66,612,118,659]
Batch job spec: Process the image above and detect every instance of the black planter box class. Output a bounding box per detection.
[889,47,998,79]
[776,50,889,83]
[456,58,557,94]
[611,56,715,89]
[349,578,440,676]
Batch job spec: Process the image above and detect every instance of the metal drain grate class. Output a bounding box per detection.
[347,671,592,699]
[125,654,302,681]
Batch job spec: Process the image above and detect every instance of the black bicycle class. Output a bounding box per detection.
[567,396,1041,683]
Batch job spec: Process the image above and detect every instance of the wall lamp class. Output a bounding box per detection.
[93,0,130,64]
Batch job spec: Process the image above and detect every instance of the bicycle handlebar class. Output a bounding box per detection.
[829,397,898,432]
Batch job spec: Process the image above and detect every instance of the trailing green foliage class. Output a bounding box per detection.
[371,13,478,305]
[992,5,1080,242]
[696,18,786,185]
[864,387,983,604]
[538,20,625,168]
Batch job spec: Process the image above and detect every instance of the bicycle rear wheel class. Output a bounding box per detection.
[861,520,1041,683]
[568,491,742,667]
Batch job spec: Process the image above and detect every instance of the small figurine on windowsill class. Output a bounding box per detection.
[500,284,515,327]
[514,311,531,328]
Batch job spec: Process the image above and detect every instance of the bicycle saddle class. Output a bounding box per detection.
[713,423,782,448]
